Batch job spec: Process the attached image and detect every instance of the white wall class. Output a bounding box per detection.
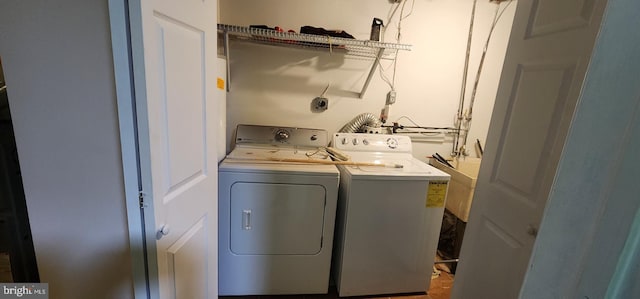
[220,0,516,161]
[0,0,134,298]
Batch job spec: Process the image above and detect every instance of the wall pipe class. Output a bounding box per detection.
[453,0,478,156]
[462,1,512,152]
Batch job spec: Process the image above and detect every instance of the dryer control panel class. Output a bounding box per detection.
[333,133,412,153]
[235,124,328,147]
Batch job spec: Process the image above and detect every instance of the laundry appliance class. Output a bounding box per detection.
[331,133,450,297]
[218,125,339,295]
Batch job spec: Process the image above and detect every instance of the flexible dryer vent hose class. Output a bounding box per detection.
[339,113,382,133]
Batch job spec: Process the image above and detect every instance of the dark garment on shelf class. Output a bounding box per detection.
[300,26,355,39]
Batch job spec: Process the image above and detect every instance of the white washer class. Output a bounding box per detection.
[218,125,339,295]
[331,133,451,297]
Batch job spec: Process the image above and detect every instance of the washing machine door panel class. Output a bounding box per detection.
[230,182,326,255]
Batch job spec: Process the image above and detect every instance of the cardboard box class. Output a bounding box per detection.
[430,157,481,222]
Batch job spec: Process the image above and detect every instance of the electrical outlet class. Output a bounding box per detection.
[386,90,397,105]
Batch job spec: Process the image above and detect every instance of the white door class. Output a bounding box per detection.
[452,0,607,298]
[128,0,218,298]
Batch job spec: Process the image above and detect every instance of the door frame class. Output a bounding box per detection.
[108,0,155,298]
[107,0,640,298]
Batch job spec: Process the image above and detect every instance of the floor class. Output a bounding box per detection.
[428,269,455,299]
[219,269,454,299]
[0,252,455,298]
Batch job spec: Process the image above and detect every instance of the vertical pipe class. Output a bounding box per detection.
[462,2,502,152]
[453,0,478,156]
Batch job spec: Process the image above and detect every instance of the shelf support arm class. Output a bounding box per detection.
[359,48,385,99]
[223,30,231,92]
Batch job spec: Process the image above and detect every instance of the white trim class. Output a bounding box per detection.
[108,0,150,298]
[125,0,161,298]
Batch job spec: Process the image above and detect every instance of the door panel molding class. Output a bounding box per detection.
[491,62,576,200]
[526,0,597,38]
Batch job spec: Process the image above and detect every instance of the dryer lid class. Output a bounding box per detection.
[220,146,340,175]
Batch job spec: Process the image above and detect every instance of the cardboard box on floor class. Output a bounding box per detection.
[429,157,481,222]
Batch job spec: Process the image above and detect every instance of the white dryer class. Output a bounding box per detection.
[331,133,451,297]
[218,125,339,295]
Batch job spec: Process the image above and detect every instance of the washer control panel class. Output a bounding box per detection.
[333,133,412,153]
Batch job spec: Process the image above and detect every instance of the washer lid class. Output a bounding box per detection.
[340,157,450,181]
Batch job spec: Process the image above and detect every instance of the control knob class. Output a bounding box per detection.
[274,129,290,142]
[386,138,398,149]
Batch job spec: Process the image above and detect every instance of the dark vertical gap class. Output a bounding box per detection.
[0,58,40,282]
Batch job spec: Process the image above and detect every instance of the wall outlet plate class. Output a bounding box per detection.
[386,90,397,104]
[311,97,329,112]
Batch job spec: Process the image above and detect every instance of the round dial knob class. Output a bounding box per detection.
[274,130,289,142]
[341,138,348,145]
[362,139,369,145]
[352,138,359,145]
[386,138,398,149]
